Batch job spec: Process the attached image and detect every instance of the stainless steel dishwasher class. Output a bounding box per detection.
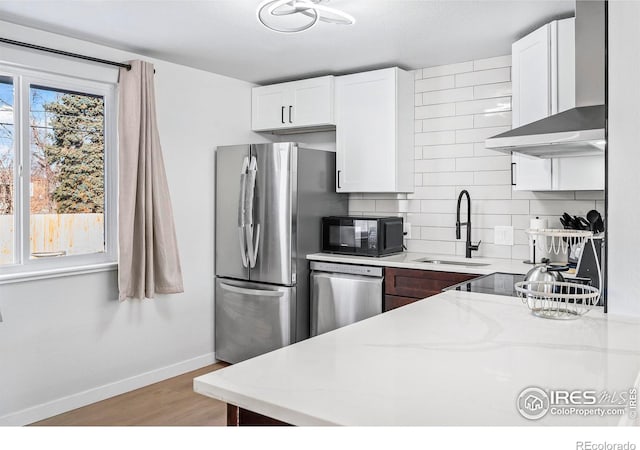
[310,261,383,337]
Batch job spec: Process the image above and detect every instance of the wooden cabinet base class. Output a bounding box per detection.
[227,404,291,426]
[383,268,478,312]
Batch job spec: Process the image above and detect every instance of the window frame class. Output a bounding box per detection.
[0,64,117,280]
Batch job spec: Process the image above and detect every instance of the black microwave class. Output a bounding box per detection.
[321,216,404,257]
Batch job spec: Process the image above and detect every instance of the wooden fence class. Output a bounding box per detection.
[0,213,105,264]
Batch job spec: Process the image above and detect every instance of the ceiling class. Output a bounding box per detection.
[0,0,575,84]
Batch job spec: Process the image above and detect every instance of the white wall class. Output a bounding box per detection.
[350,57,604,260]
[0,20,264,425]
[607,2,640,316]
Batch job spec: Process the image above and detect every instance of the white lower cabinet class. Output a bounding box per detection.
[512,152,604,191]
[335,67,414,193]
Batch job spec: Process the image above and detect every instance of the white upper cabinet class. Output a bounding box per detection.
[335,67,414,193]
[252,76,335,132]
[511,17,603,191]
[512,18,575,127]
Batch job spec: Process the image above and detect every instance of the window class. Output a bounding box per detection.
[0,66,116,278]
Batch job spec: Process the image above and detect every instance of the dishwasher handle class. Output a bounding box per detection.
[311,271,383,283]
[310,261,383,277]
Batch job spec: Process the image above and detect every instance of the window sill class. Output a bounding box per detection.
[0,262,117,285]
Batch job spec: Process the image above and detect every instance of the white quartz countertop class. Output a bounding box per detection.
[306,252,535,275]
[194,291,640,426]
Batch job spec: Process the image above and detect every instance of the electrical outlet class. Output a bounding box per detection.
[404,222,412,239]
[494,226,514,246]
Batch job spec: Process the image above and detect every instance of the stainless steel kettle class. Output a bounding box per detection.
[524,264,567,283]
[524,261,568,295]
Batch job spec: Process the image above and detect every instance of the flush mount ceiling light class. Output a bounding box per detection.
[257,0,355,33]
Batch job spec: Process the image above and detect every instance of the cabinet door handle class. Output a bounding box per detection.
[289,105,293,123]
[337,170,342,189]
[511,162,517,186]
[281,106,285,124]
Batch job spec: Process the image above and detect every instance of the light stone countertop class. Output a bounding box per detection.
[306,251,537,276]
[194,290,640,426]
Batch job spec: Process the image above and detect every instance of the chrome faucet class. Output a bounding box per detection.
[456,190,481,258]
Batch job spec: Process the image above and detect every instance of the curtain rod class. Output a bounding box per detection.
[0,37,132,70]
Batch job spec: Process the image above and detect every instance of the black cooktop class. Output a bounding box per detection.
[444,272,526,297]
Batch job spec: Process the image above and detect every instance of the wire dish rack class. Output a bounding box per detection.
[515,280,601,319]
[525,228,593,255]
[519,229,602,319]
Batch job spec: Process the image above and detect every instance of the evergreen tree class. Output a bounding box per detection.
[44,93,104,213]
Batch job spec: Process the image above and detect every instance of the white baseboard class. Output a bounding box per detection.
[0,352,217,426]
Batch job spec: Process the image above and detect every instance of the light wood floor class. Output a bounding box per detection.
[31,363,229,426]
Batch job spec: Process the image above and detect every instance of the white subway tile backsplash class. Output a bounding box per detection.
[461,185,513,199]
[420,199,457,214]
[420,227,456,241]
[422,61,474,78]
[408,186,457,200]
[422,143,475,159]
[415,130,456,146]
[474,112,512,128]
[422,115,473,132]
[455,155,511,172]
[423,87,473,105]
[469,214,512,228]
[349,199,375,211]
[415,75,455,93]
[456,97,511,117]
[375,199,420,213]
[473,82,512,100]
[407,240,456,255]
[375,200,400,213]
[350,56,596,261]
[415,103,456,119]
[529,200,597,216]
[422,171,475,186]
[474,170,512,185]
[511,245,530,260]
[455,126,510,144]
[472,199,529,215]
[512,216,531,230]
[459,242,512,259]
[514,229,529,245]
[415,158,456,173]
[455,67,511,87]
[473,55,512,71]
[407,213,456,227]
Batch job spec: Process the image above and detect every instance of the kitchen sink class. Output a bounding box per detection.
[414,258,490,267]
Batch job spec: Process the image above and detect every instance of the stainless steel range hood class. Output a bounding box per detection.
[485,1,605,158]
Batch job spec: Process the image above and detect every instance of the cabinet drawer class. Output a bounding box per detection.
[385,268,477,299]
[384,294,435,312]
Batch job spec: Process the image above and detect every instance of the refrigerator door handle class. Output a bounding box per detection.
[246,156,260,268]
[219,282,285,297]
[237,157,250,268]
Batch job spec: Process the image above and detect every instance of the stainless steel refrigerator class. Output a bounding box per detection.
[215,142,347,364]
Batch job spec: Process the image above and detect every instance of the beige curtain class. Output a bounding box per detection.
[117,60,184,300]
